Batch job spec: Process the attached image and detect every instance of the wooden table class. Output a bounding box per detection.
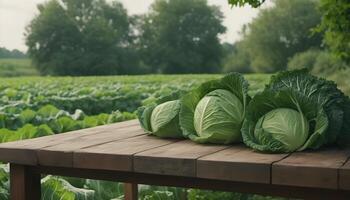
[1,119,350,200]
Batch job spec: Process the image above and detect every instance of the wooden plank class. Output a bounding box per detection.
[10,164,41,200]
[134,140,228,177]
[124,183,138,200]
[73,135,177,171]
[38,165,350,200]
[272,148,349,189]
[339,159,350,190]
[197,145,287,184]
[37,125,145,167]
[0,120,139,165]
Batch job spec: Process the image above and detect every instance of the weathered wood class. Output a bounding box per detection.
[197,145,287,183]
[0,120,139,165]
[272,148,350,189]
[37,125,145,167]
[37,166,350,200]
[2,121,350,199]
[124,183,138,200]
[73,135,177,171]
[339,158,350,190]
[10,164,41,200]
[134,140,228,177]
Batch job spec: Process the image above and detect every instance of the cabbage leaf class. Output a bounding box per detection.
[180,73,250,144]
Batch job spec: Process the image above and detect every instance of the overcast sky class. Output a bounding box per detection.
[0,0,271,51]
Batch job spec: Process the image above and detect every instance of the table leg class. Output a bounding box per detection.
[124,183,138,200]
[10,164,41,200]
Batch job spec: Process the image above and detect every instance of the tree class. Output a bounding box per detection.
[318,0,350,65]
[26,0,138,76]
[222,41,251,73]
[137,0,226,74]
[228,0,265,7]
[236,0,323,72]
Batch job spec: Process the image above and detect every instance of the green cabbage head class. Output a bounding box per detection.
[180,73,250,144]
[194,89,244,143]
[254,108,309,152]
[138,99,183,138]
[242,89,329,153]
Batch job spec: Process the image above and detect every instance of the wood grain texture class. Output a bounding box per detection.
[38,165,350,199]
[37,124,145,167]
[10,164,41,200]
[339,159,350,190]
[0,120,139,165]
[134,140,228,177]
[124,183,138,200]
[197,145,287,183]
[272,148,350,189]
[74,135,177,171]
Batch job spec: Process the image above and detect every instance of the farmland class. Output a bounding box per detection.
[0,59,38,77]
[0,73,348,199]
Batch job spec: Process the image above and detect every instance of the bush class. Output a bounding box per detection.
[287,49,321,71]
[312,52,347,75]
[287,49,347,76]
[223,42,252,73]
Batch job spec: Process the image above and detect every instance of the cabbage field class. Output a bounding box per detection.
[0,74,273,200]
[0,73,333,200]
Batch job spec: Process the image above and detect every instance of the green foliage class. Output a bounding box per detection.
[0,59,38,77]
[236,0,322,73]
[312,51,348,75]
[242,89,329,153]
[0,47,26,59]
[228,0,265,7]
[328,69,350,95]
[187,189,289,200]
[0,164,9,200]
[318,0,350,65]
[287,49,321,71]
[26,0,138,76]
[84,180,124,199]
[137,0,226,73]
[288,49,347,76]
[180,73,250,144]
[41,176,95,200]
[243,70,350,153]
[223,41,252,73]
[139,100,183,138]
[0,74,278,199]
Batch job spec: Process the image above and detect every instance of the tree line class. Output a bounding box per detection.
[227,0,350,75]
[0,47,27,59]
[25,0,349,76]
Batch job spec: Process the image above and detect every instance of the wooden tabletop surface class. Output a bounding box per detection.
[1,119,350,191]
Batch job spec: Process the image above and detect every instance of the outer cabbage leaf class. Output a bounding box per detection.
[180,73,250,144]
[266,69,349,146]
[192,89,243,144]
[41,176,95,200]
[138,92,183,138]
[84,180,124,200]
[242,89,329,153]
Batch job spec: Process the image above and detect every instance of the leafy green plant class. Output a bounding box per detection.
[242,70,350,152]
[41,176,95,200]
[180,73,250,144]
[138,93,183,138]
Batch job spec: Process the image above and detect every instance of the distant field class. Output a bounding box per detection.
[0,57,348,96]
[0,58,38,76]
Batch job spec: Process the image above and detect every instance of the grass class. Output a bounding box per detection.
[0,58,38,77]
